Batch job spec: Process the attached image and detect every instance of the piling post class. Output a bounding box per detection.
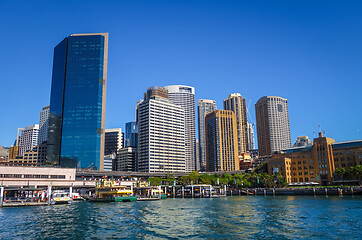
[239,189,241,196]
[191,185,194,198]
[0,187,4,206]
[273,188,275,196]
[69,186,73,199]
[48,185,52,205]
[182,186,184,198]
[325,188,328,197]
[159,185,161,199]
[264,189,266,196]
[209,185,211,198]
[173,186,175,198]
[224,185,227,196]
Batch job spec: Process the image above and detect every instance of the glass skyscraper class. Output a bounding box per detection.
[125,121,138,147]
[47,33,108,170]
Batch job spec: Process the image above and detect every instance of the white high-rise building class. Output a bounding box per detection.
[164,85,196,172]
[18,124,39,156]
[137,87,186,173]
[197,99,217,171]
[247,123,255,150]
[38,105,49,144]
[255,96,291,156]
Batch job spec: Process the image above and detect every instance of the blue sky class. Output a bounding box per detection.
[0,0,361,147]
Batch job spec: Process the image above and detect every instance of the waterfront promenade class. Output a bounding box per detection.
[0,196,360,239]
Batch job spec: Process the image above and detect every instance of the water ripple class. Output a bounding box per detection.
[0,196,361,239]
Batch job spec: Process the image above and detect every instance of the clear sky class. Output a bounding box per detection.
[0,0,361,147]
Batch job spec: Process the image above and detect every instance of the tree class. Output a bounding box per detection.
[178,176,191,186]
[189,171,200,184]
[148,177,162,186]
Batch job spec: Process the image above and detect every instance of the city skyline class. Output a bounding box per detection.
[1,1,362,147]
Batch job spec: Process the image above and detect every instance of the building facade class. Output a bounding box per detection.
[223,93,248,153]
[197,99,217,171]
[267,133,362,185]
[125,121,138,147]
[293,136,313,147]
[18,124,39,157]
[247,123,255,150]
[117,147,137,171]
[47,33,108,170]
[38,106,50,145]
[105,128,123,156]
[164,85,196,172]
[137,87,186,173]
[205,110,239,172]
[255,96,291,157]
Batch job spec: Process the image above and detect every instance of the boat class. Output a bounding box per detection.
[71,192,85,201]
[50,191,72,204]
[86,180,136,202]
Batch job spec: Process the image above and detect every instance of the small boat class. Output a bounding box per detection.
[50,191,72,205]
[71,192,85,201]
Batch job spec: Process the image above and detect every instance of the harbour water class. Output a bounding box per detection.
[0,196,361,239]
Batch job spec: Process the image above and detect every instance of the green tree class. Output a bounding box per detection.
[189,171,200,184]
[148,177,162,186]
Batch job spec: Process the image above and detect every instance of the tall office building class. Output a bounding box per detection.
[205,110,239,172]
[247,123,255,150]
[125,121,138,147]
[164,85,196,172]
[18,124,39,156]
[255,96,291,156]
[137,87,185,173]
[223,93,248,154]
[47,33,108,170]
[38,105,50,144]
[117,147,137,171]
[105,128,123,155]
[197,99,217,171]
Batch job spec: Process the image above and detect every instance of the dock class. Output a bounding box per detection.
[0,202,49,207]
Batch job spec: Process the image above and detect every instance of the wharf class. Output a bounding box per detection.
[228,187,362,196]
[0,202,49,208]
[137,197,161,201]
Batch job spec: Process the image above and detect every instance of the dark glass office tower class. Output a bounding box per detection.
[125,122,138,147]
[47,33,108,170]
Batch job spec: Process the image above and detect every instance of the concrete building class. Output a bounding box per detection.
[117,147,137,171]
[223,93,248,153]
[205,110,239,172]
[293,136,313,147]
[47,33,108,170]
[38,105,49,145]
[38,142,47,165]
[195,139,200,170]
[125,121,138,147]
[247,123,255,150]
[197,99,217,171]
[164,85,196,172]
[8,146,19,159]
[18,124,39,157]
[137,87,186,173]
[255,96,291,157]
[105,128,123,155]
[267,133,362,185]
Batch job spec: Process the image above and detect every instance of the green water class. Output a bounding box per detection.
[0,196,361,239]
